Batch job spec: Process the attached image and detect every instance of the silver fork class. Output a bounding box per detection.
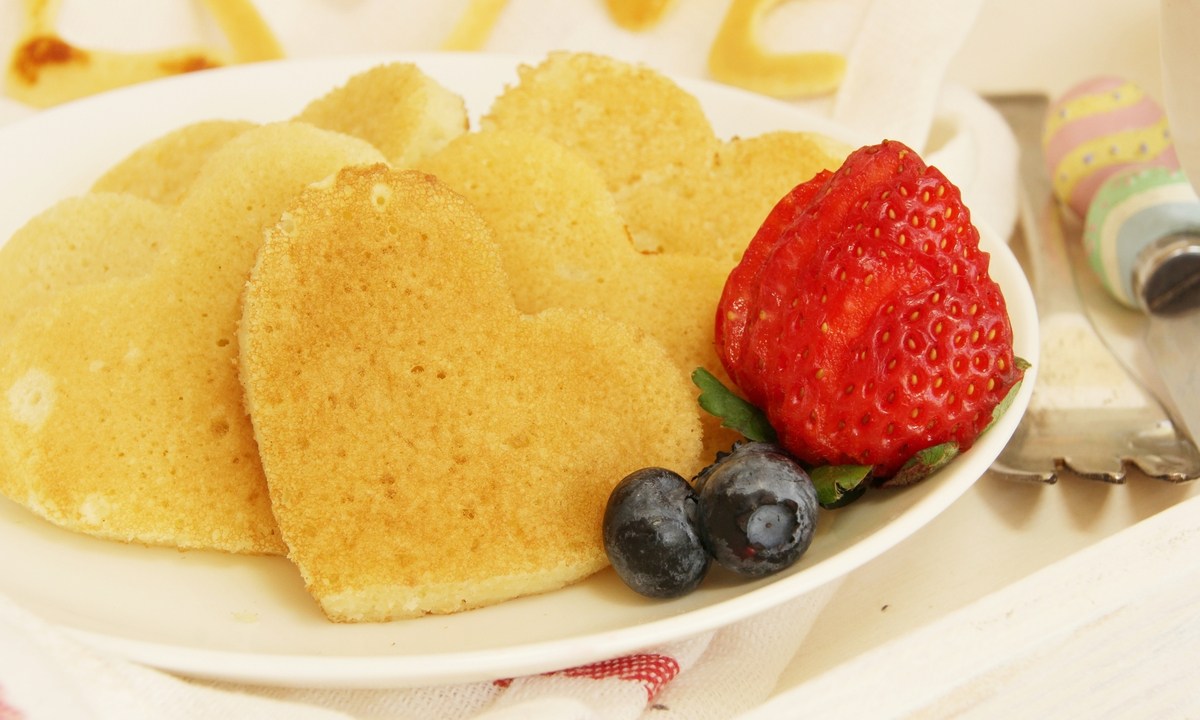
[988,95,1200,484]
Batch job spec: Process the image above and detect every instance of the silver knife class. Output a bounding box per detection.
[1083,167,1200,444]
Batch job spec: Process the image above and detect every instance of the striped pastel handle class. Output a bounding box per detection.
[1043,77,1179,218]
[1083,166,1200,309]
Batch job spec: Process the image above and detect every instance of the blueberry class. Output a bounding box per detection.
[603,467,710,598]
[696,442,819,577]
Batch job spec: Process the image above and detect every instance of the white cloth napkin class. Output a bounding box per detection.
[0,1,1018,718]
[0,581,840,720]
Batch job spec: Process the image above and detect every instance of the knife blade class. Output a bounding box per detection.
[1146,306,1200,445]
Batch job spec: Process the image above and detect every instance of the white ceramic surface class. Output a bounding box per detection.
[0,53,1039,688]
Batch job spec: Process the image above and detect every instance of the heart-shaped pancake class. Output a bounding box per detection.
[239,165,704,621]
[295,62,468,167]
[0,122,383,554]
[482,51,719,191]
[417,128,739,467]
[0,192,171,335]
[90,119,256,205]
[482,53,849,265]
[615,130,851,262]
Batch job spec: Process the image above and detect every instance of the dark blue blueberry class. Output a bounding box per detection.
[603,467,710,598]
[696,442,819,577]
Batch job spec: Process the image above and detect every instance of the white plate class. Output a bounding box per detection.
[0,53,1039,688]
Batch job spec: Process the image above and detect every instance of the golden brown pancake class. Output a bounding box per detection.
[418,128,739,465]
[482,51,719,191]
[616,130,851,262]
[0,193,171,336]
[90,120,256,205]
[0,53,855,622]
[239,165,704,621]
[0,122,384,554]
[295,62,468,166]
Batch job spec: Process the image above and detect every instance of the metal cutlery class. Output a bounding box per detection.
[987,94,1200,484]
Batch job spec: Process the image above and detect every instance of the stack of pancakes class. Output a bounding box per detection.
[0,52,847,622]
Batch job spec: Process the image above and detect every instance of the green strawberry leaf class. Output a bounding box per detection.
[811,464,873,509]
[984,356,1031,432]
[988,380,1023,427]
[691,368,777,443]
[881,442,960,488]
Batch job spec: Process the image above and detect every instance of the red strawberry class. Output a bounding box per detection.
[715,140,1023,478]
